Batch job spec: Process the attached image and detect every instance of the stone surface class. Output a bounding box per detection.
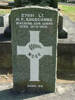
[4,14,9,29]
[0,16,4,27]
[14,0,58,8]
[57,43,75,80]
[3,14,11,38]
[58,12,67,39]
[0,14,75,82]
[0,41,11,69]
[58,13,63,31]
[4,25,11,38]
[59,16,75,43]
[0,14,9,34]
[1,41,75,81]
[11,6,58,92]
[58,16,75,80]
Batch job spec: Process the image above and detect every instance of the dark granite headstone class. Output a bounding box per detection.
[11,6,58,93]
[14,0,58,8]
[0,16,4,27]
[58,13,68,38]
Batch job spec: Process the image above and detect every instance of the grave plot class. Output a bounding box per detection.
[11,6,58,92]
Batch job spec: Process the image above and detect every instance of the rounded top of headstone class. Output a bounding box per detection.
[11,6,58,12]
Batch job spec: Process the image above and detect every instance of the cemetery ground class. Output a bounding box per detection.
[0,2,75,100]
[0,71,75,100]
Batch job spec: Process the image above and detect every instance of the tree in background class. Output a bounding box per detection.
[15,0,58,8]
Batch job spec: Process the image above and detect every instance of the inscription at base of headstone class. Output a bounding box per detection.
[11,6,58,92]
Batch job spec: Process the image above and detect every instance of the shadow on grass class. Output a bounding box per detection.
[0,88,51,100]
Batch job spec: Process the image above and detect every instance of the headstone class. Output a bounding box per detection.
[58,13,68,38]
[58,13,63,31]
[14,0,58,8]
[0,16,4,27]
[11,6,58,92]
[4,14,9,28]
[4,14,11,38]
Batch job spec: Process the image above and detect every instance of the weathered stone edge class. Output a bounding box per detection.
[11,6,58,11]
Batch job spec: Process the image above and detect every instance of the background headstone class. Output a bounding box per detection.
[0,16,4,27]
[58,13,68,38]
[4,14,11,38]
[11,6,58,92]
[14,0,58,8]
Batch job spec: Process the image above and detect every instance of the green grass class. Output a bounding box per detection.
[0,9,11,15]
[59,5,75,21]
[8,0,14,1]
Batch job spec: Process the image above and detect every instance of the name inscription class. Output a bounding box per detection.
[15,13,53,29]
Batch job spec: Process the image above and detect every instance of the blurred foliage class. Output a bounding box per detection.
[15,0,58,8]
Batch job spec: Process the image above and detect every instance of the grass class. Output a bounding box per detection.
[8,0,14,1]
[58,4,75,21]
[0,9,11,15]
